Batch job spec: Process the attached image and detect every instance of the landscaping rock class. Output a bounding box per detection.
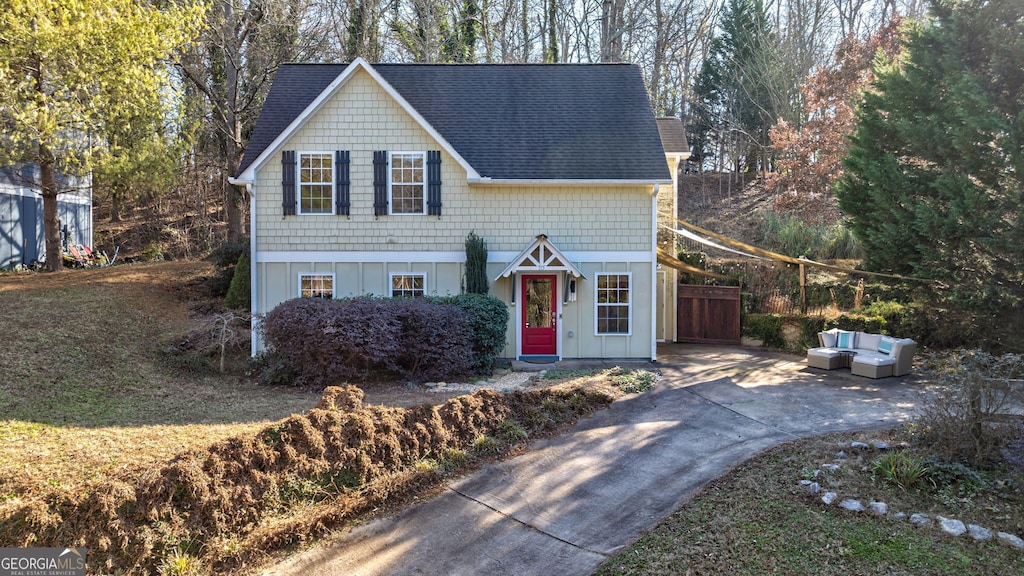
[799,479,812,486]
[872,441,891,450]
[891,512,907,521]
[937,516,966,536]
[850,441,870,450]
[807,482,821,495]
[967,524,993,541]
[840,499,866,512]
[822,492,838,505]
[836,450,848,459]
[910,513,931,525]
[821,463,840,472]
[997,532,1024,550]
[869,501,888,516]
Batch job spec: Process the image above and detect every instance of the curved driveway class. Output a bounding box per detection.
[265,345,936,576]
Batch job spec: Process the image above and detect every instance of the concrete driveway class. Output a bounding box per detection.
[264,345,937,576]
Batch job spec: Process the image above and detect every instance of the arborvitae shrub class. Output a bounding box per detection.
[224,254,250,310]
[464,231,489,294]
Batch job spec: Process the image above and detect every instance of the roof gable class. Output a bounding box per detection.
[237,60,670,183]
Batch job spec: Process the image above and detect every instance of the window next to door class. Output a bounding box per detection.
[596,273,631,335]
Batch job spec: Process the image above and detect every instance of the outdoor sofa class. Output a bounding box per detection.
[806,329,916,379]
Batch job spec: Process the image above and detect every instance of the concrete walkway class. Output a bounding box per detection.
[264,345,937,576]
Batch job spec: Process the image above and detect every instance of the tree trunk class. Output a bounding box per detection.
[40,148,63,272]
[223,0,244,242]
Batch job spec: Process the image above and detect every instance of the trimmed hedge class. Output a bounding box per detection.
[262,297,474,386]
[428,293,509,373]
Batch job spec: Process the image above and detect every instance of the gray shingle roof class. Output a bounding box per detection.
[656,117,689,155]
[238,62,670,182]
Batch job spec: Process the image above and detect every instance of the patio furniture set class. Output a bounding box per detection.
[806,329,917,379]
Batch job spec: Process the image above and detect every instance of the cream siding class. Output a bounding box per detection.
[252,67,658,360]
[252,69,651,254]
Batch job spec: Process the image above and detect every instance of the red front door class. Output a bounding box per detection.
[522,274,557,356]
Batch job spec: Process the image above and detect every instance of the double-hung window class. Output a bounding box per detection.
[299,273,334,299]
[298,152,334,214]
[389,152,425,214]
[391,273,425,298]
[595,273,631,335]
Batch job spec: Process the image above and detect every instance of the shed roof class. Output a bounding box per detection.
[237,61,671,183]
[655,117,690,156]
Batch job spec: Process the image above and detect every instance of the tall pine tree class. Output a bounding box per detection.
[837,0,1024,335]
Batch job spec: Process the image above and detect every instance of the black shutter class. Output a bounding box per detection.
[427,150,442,216]
[336,150,350,216]
[281,150,296,216]
[373,150,388,217]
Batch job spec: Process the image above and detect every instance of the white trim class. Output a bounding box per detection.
[388,151,427,215]
[0,188,92,204]
[255,250,652,264]
[249,182,258,357]
[296,151,336,215]
[234,58,479,183]
[594,272,633,337]
[389,272,426,298]
[495,234,585,280]
[468,178,673,187]
[650,189,659,360]
[298,272,336,298]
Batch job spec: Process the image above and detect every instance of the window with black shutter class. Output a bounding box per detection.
[373,150,388,216]
[427,150,442,216]
[281,150,296,216]
[336,150,350,216]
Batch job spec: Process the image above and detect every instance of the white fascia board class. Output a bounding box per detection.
[468,178,673,188]
[255,250,652,264]
[0,188,92,204]
[234,58,479,184]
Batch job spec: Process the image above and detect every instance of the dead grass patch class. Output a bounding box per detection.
[3,383,617,574]
[596,429,1024,575]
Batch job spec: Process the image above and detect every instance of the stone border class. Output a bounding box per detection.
[797,441,1024,551]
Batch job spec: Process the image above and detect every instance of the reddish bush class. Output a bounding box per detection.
[262,297,473,385]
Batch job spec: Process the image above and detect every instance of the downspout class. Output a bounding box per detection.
[248,182,257,357]
[650,184,659,361]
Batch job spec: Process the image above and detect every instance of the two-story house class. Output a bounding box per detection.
[232,59,676,361]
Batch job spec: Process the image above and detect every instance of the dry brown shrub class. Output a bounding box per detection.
[1,383,615,574]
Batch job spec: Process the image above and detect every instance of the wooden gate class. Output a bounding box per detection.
[677,285,741,344]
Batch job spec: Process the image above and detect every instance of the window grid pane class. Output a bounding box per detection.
[391,274,425,298]
[596,274,630,334]
[299,153,333,214]
[390,153,425,214]
[301,274,334,299]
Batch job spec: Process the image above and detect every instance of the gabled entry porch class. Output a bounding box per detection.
[496,234,585,361]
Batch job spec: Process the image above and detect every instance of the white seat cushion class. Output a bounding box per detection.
[807,347,841,358]
[851,352,895,367]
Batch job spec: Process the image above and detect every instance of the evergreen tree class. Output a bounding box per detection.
[0,0,203,271]
[837,0,1024,327]
[692,0,793,172]
[464,231,488,294]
